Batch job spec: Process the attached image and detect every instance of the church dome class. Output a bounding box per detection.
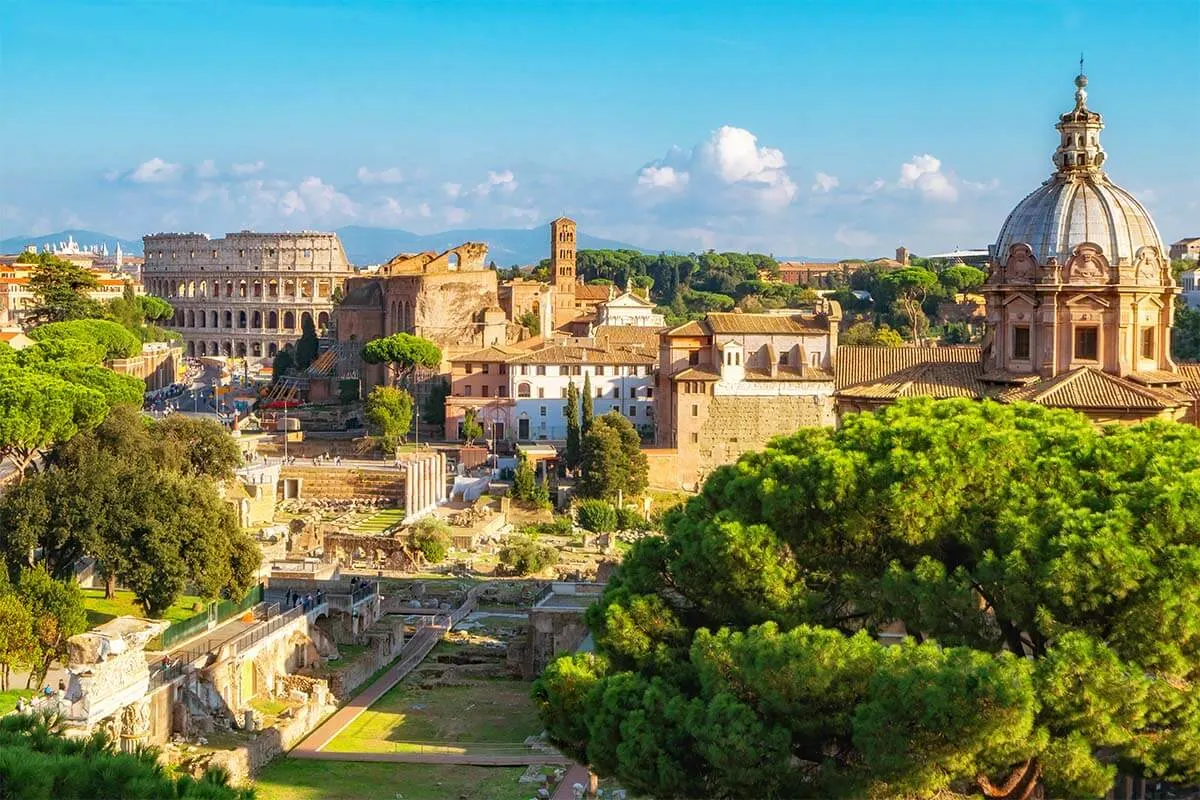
[992,74,1165,268]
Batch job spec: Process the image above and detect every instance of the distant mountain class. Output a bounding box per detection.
[0,229,144,256]
[334,225,646,267]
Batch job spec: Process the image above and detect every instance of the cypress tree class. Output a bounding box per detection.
[565,381,581,470]
[582,373,594,434]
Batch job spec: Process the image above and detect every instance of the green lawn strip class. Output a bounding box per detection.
[324,681,541,755]
[254,760,530,800]
[81,588,205,627]
[0,690,35,713]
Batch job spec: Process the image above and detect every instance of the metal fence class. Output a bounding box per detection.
[147,648,206,692]
[224,602,317,658]
[158,584,265,650]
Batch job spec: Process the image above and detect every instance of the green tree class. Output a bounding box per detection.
[939,264,987,298]
[0,595,36,691]
[517,310,540,336]
[841,321,903,347]
[422,377,450,431]
[512,451,536,502]
[578,412,648,502]
[1172,298,1200,361]
[0,367,109,478]
[293,314,320,370]
[361,332,442,388]
[408,517,452,563]
[27,319,141,360]
[271,343,295,381]
[0,713,253,799]
[461,407,483,445]
[565,380,581,470]
[581,373,594,434]
[536,399,1200,798]
[156,414,243,480]
[365,386,414,451]
[883,267,939,340]
[24,253,102,325]
[16,565,86,688]
[499,536,560,576]
[576,499,617,533]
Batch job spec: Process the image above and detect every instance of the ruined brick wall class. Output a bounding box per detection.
[643,448,680,490]
[685,394,836,488]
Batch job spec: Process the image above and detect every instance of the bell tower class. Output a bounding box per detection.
[550,217,577,327]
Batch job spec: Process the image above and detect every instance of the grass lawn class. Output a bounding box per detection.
[351,509,407,534]
[81,588,205,627]
[254,760,530,800]
[0,690,35,713]
[324,681,542,754]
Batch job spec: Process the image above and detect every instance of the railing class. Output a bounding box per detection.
[158,584,265,650]
[350,581,377,606]
[147,648,206,692]
[381,740,566,759]
[223,601,325,658]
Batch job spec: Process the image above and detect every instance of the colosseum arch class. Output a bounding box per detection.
[187,281,196,298]
[187,341,195,357]
[268,280,279,298]
[268,310,278,329]
[210,310,218,328]
[222,341,232,356]
[252,311,262,328]
[268,343,278,357]
[252,342,262,357]
[198,312,206,328]
[175,309,184,326]
[198,341,207,356]
[317,311,330,329]
[223,310,233,328]
[284,279,296,298]
[238,311,248,329]
[210,341,219,355]
[199,281,208,298]
[301,311,314,330]
[283,311,295,330]
[238,280,247,299]
[253,280,262,298]
[224,281,233,298]
[236,342,247,357]
[186,310,195,327]
[176,281,185,298]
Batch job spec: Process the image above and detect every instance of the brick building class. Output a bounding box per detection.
[655,302,841,489]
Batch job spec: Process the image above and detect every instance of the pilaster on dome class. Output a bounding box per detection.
[1053,70,1106,175]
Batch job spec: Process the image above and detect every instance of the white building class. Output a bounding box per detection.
[593,291,665,328]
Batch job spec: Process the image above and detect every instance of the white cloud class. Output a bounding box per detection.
[473,170,518,197]
[812,171,839,193]
[835,225,878,249]
[357,166,404,184]
[444,207,469,225]
[128,157,181,183]
[196,160,219,179]
[898,154,958,202]
[637,165,689,190]
[637,126,796,210]
[231,160,266,176]
[278,176,356,219]
[865,178,886,193]
[442,182,462,199]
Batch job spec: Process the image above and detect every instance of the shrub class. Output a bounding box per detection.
[28,319,141,360]
[577,499,617,533]
[408,516,451,563]
[498,536,560,576]
[615,506,646,531]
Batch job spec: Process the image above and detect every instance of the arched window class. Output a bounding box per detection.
[235,342,246,357]
[252,311,262,328]
[301,311,313,330]
[199,282,207,298]
[198,341,207,356]
[252,342,262,357]
[238,311,247,329]
[267,343,278,357]
[268,310,278,329]
[186,310,195,327]
[222,341,232,356]
[210,310,218,328]
[187,341,195,357]
[238,280,247,299]
[283,311,295,330]
[210,341,219,356]
[199,312,206,328]
[225,281,234,298]
[187,281,196,298]
[268,280,278,298]
[253,280,262,298]
[223,310,233,328]
[517,382,532,398]
[317,311,330,329]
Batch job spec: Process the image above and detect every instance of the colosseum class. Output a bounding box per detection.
[142,231,353,360]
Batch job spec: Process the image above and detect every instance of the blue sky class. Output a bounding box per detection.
[1,0,1196,258]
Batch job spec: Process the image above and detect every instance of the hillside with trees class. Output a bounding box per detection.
[535,399,1200,799]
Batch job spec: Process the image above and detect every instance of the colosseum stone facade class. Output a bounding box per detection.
[142,231,353,360]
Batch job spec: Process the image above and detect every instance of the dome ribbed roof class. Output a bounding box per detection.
[992,75,1165,267]
[994,176,1163,266]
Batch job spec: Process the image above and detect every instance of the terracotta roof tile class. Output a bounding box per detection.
[704,312,827,335]
[998,368,1185,410]
[574,284,614,301]
[1127,370,1185,386]
[508,344,655,366]
[670,366,721,381]
[665,320,706,337]
[1177,364,1200,394]
[834,345,982,390]
[450,345,520,363]
[743,365,834,382]
[593,325,663,351]
[837,360,989,400]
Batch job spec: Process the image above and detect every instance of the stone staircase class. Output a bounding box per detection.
[280,465,406,503]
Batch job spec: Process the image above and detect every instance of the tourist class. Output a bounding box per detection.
[15,697,24,713]
[57,679,65,694]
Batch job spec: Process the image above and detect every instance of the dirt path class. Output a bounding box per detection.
[551,764,592,799]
